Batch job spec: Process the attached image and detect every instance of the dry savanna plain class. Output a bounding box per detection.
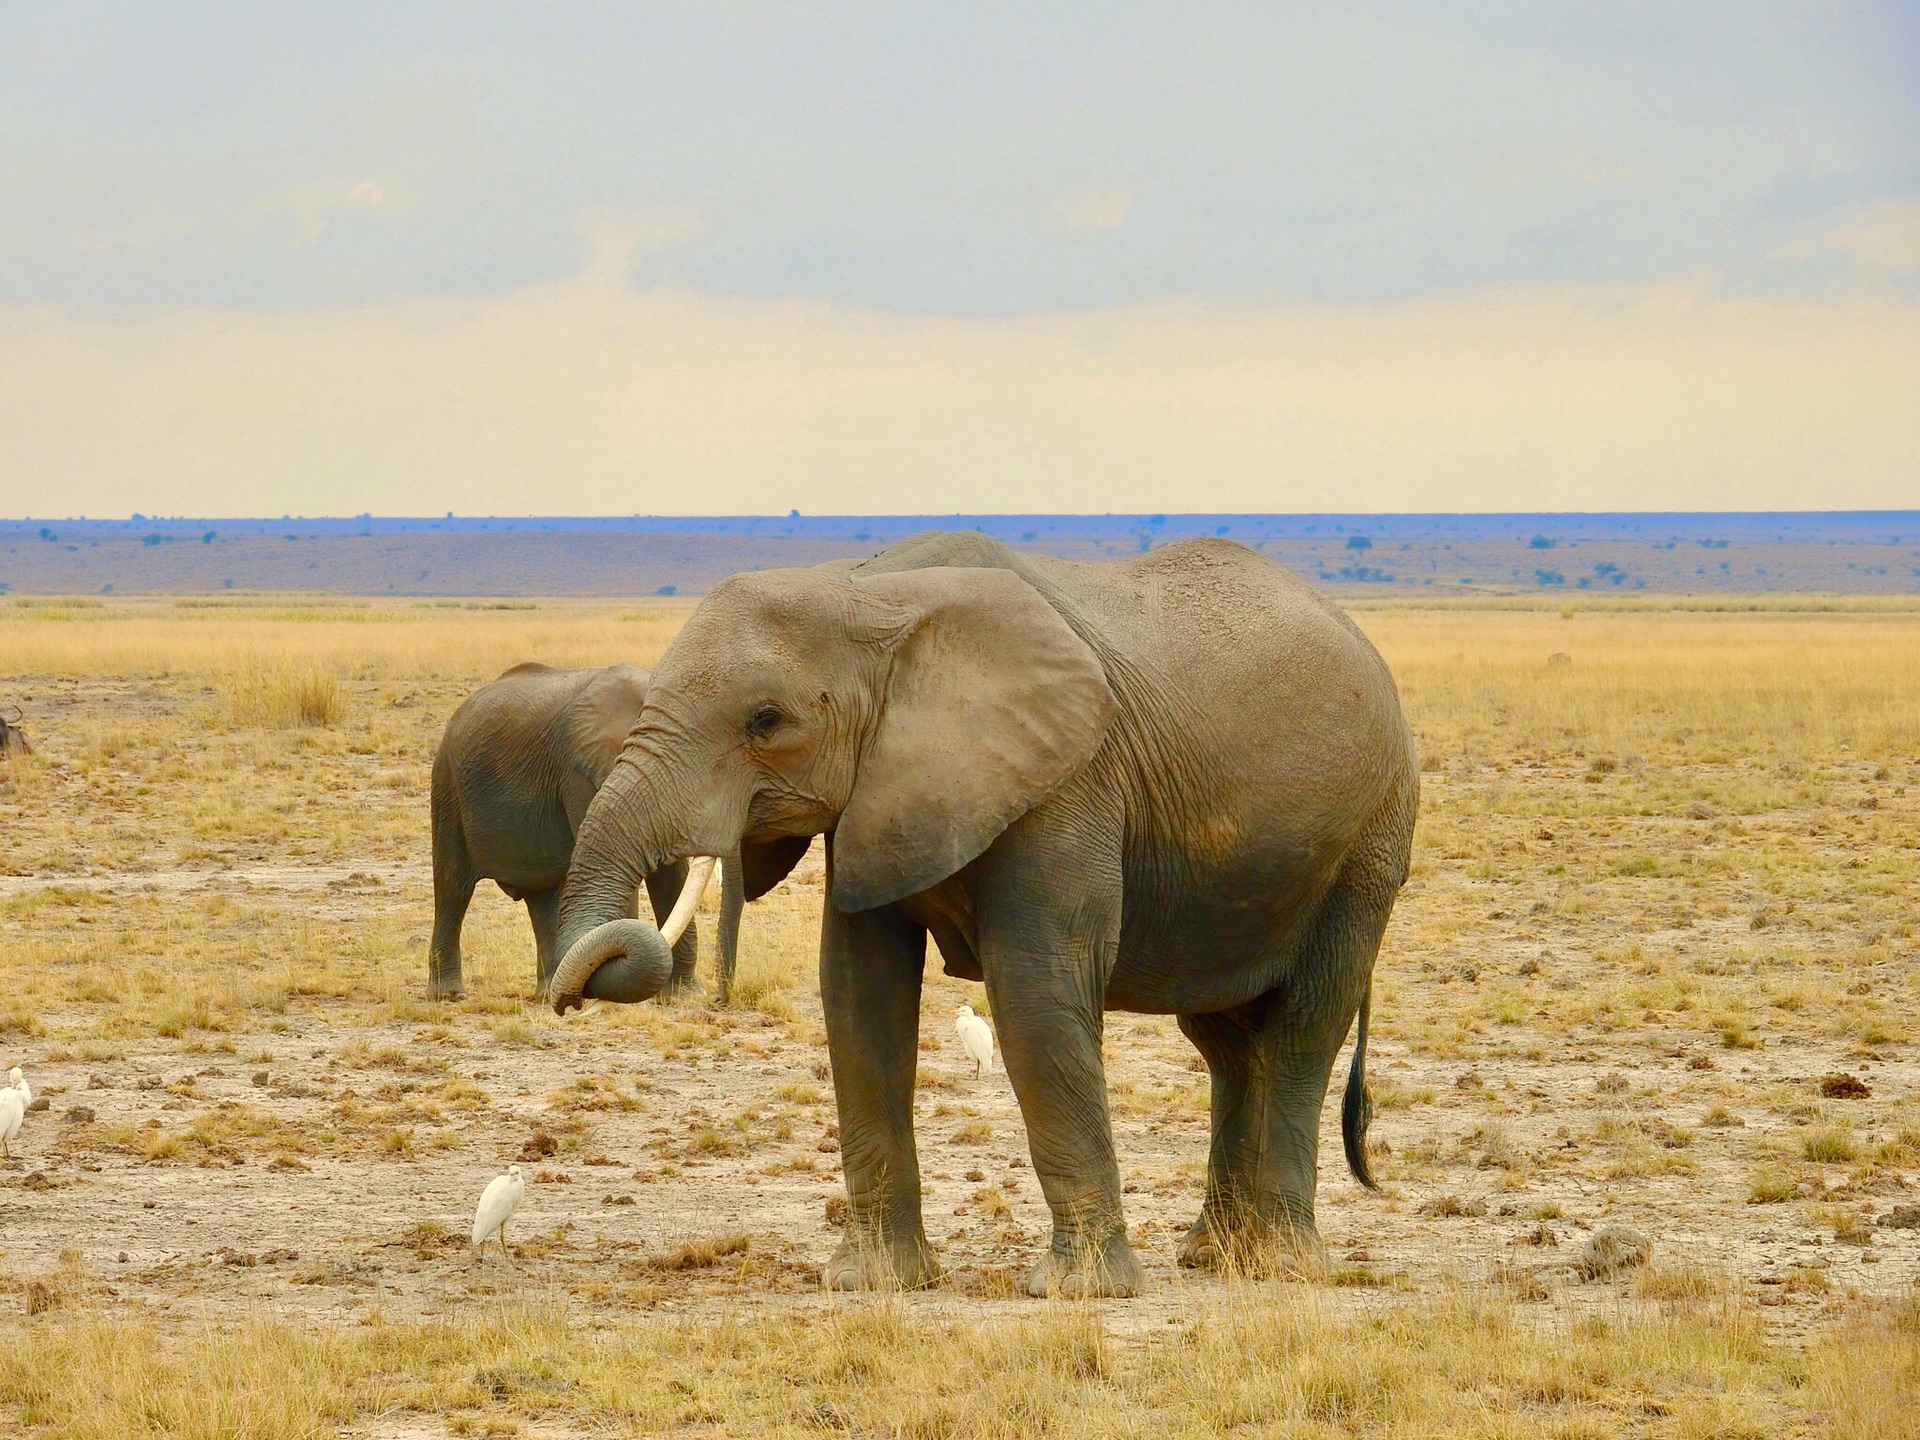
[1,592,1917,1438]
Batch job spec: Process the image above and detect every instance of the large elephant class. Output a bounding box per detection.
[427,661,747,1002]
[549,533,1417,1297]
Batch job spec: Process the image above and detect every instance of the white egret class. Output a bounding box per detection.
[8,1066,29,1106]
[0,1085,22,1159]
[955,1004,995,1077]
[471,1164,527,1261]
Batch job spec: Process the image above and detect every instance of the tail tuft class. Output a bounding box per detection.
[1341,982,1378,1191]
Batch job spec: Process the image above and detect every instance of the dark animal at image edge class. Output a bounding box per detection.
[548,531,1417,1297]
[0,706,30,758]
[428,662,746,1003]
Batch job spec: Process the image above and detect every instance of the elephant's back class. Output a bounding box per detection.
[1058,538,1409,777]
[436,666,623,875]
[1047,538,1415,873]
[440,665,596,767]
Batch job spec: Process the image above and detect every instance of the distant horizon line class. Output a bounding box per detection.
[7,510,1919,526]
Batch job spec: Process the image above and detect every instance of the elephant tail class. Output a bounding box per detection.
[1341,981,1378,1191]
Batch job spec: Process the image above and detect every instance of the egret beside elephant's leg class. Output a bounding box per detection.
[819,887,939,1291]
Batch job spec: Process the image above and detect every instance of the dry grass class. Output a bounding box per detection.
[217,666,346,729]
[1366,606,1920,759]
[5,1289,1914,1439]
[0,594,691,679]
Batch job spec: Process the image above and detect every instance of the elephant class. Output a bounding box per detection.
[427,661,747,1003]
[546,532,1417,1297]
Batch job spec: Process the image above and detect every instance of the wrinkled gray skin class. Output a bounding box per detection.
[428,662,745,1002]
[552,534,1417,1298]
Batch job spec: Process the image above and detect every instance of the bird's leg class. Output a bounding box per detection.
[500,1224,513,1266]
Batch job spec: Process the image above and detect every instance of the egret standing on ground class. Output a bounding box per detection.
[471,1163,526,1262]
[955,1004,995,1078]
[0,1081,23,1159]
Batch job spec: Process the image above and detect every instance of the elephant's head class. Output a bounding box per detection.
[549,562,1118,1012]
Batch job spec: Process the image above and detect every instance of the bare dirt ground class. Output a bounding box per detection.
[1,601,1917,1434]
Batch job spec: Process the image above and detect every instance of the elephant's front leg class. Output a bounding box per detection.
[819,887,938,1290]
[426,796,475,1000]
[976,797,1143,1299]
[526,888,564,1000]
[714,849,744,1006]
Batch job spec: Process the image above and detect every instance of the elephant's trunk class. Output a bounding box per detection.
[549,916,674,1009]
[551,755,715,1013]
[551,856,715,1009]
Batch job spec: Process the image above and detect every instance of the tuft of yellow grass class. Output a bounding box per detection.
[217,666,347,729]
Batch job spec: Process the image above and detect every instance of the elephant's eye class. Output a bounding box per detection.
[746,703,784,740]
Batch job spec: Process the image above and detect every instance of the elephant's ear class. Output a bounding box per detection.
[564,665,650,788]
[832,567,1117,913]
[740,835,813,901]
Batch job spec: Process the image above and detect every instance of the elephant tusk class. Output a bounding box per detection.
[659,855,717,947]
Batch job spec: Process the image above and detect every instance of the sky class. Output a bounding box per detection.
[2,2,1917,516]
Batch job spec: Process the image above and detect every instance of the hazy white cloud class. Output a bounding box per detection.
[1,4,1913,312]
[1821,198,1920,273]
[3,229,1914,518]
[1048,188,1133,235]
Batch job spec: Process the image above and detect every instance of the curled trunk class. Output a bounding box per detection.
[551,759,713,1012]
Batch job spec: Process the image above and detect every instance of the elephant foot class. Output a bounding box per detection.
[1178,1203,1327,1279]
[1024,1228,1144,1299]
[823,1229,940,1292]
[662,972,705,1006]
[428,975,466,1002]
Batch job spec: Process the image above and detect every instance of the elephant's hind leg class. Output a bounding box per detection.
[1179,870,1396,1273]
[1176,997,1269,1269]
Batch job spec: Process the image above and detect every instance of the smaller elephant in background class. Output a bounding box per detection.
[428,661,745,1002]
